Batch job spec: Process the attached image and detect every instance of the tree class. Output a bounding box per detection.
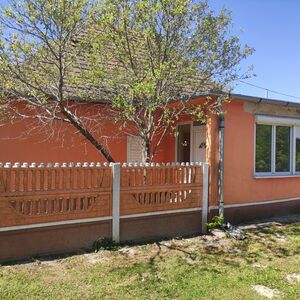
[0,0,254,163]
[84,0,254,162]
[0,0,115,162]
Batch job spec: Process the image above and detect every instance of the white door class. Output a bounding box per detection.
[192,125,206,162]
[127,136,145,163]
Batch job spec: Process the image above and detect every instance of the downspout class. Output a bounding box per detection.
[217,96,224,217]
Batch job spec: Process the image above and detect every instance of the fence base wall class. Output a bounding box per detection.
[120,211,202,242]
[209,198,300,224]
[0,220,111,263]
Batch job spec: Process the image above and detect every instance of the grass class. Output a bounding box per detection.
[0,221,299,299]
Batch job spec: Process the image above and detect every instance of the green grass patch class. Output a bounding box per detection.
[0,222,299,299]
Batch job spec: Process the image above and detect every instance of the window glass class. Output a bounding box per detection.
[275,126,290,172]
[296,138,300,172]
[255,124,272,173]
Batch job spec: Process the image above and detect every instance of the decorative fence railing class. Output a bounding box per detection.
[0,162,111,193]
[0,162,112,227]
[120,164,203,215]
[0,162,209,241]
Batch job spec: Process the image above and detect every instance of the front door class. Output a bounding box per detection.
[192,125,206,162]
[176,123,206,163]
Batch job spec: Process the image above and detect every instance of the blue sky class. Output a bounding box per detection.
[1,0,299,102]
[209,0,300,102]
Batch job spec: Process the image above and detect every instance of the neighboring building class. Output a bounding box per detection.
[1,93,300,222]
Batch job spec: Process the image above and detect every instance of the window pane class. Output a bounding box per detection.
[296,138,300,172]
[255,125,272,173]
[275,126,290,172]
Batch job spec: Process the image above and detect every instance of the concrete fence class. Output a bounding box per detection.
[0,162,209,262]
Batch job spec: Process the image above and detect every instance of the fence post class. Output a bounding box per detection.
[112,163,121,243]
[202,163,209,234]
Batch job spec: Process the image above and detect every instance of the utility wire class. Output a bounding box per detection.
[238,80,300,101]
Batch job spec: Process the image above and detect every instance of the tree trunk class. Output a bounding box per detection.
[144,139,151,163]
[60,105,115,163]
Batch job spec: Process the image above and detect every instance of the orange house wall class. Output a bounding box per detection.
[0,101,187,164]
[223,100,300,204]
[2,98,300,206]
[0,117,127,163]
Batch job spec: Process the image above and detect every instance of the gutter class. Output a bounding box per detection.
[217,96,224,217]
[190,91,300,109]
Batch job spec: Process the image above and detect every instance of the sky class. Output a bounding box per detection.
[209,0,300,102]
[0,0,299,102]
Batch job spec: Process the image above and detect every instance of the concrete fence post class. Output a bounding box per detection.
[112,163,121,243]
[202,163,209,234]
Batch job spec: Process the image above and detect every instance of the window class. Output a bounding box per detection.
[296,138,300,172]
[255,120,300,176]
[275,126,290,172]
[255,125,272,173]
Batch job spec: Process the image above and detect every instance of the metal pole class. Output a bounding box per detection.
[202,163,209,234]
[112,163,121,243]
[217,96,224,217]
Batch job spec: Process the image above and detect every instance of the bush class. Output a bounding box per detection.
[207,216,225,230]
[93,237,120,252]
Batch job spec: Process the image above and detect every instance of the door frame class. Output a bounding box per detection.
[175,121,207,163]
[175,121,193,163]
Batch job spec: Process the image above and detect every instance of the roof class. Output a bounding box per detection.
[229,93,300,109]
[193,92,300,109]
[64,28,219,103]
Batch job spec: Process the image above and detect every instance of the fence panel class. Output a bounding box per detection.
[0,162,112,227]
[120,163,203,216]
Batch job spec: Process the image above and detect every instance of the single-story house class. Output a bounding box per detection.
[1,92,300,224]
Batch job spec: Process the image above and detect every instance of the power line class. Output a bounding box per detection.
[238,80,300,101]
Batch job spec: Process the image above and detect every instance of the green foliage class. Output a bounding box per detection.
[0,0,95,100]
[93,237,120,251]
[296,139,300,171]
[0,0,117,162]
[256,125,291,173]
[0,0,254,162]
[255,124,272,172]
[275,126,290,172]
[83,0,254,161]
[207,215,225,230]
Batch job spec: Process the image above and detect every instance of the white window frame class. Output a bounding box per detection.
[255,115,300,177]
[293,126,300,175]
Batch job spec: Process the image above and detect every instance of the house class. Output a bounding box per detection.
[1,92,300,224]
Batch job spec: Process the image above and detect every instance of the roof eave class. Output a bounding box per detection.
[191,91,300,109]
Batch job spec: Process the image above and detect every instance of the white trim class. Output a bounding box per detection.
[0,208,203,232]
[291,126,294,172]
[2,196,298,233]
[271,125,276,173]
[209,196,300,211]
[190,122,194,162]
[255,174,300,179]
[255,123,295,176]
[120,207,202,219]
[0,216,112,233]
[256,114,300,126]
